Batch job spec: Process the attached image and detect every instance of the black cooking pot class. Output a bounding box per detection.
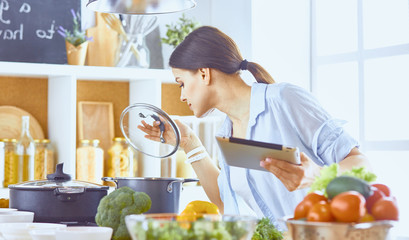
[103,177,198,214]
[9,163,109,224]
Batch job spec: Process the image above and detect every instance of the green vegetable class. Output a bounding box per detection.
[326,175,372,199]
[161,14,200,48]
[309,163,377,197]
[95,186,152,240]
[251,217,283,240]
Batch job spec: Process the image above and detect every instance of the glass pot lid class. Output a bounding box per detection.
[120,103,180,158]
[8,163,108,190]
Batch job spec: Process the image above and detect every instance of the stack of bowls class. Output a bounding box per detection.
[0,222,66,240]
[0,209,34,224]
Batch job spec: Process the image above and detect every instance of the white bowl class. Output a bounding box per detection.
[55,227,113,240]
[0,222,66,240]
[0,209,17,214]
[0,211,34,223]
[29,229,57,240]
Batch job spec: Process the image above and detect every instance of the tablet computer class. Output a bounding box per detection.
[216,136,301,172]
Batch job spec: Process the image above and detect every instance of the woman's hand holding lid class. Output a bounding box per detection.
[137,118,202,151]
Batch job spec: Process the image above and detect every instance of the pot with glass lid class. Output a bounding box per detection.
[103,103,198,214]
[9,163,109,225]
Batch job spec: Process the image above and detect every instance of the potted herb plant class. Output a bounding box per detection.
[57,9,92,65]
[161,14,200,48]
[161,14,200,68]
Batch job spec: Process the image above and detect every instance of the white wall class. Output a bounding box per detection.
[157,0,310,89]
[252,0,310,89]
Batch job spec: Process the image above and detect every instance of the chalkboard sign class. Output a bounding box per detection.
[0,0,81,64]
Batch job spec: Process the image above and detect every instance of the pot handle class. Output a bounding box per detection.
[167,178,199,193]
[54,187,85,202]
[102,177,118,187]
[182,178,199,184]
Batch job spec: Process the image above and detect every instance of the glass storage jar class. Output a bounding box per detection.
[1,138,18,187]
[76,139,104,184]
[107,137,137,178]
[16,116,35,182]
[34,139,55,180]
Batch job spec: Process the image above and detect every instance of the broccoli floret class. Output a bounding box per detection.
[251,218,283,240]
[95,186,152,240]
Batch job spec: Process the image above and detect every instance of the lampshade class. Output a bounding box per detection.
[86,0,196,15]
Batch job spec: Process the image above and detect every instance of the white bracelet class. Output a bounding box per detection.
[185,152,208,164]
[186,146,206,158]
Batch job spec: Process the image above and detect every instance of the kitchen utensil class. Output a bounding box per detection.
[102,177,198,213]
[9,163,108,224]
[125,214,258,240]
[0,211,34,223]
[120,103,180,158]
[55,226,113,240]
[0,223,66,240]
[282,216,395,240]
[117,15,158,68]
[86,0,197,15]
[0,106,44,140]
[100,13,139,60]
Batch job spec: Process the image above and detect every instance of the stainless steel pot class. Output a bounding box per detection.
[9,163,108,225]
[103,177,198,213]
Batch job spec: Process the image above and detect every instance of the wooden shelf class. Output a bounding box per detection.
[0,61,174,82]
[0,61,171,176]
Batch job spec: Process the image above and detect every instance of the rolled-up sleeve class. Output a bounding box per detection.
[279,84,359,166]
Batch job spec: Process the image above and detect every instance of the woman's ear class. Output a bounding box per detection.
[198,68,211,85]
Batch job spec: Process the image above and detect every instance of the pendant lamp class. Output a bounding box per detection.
[86,0,196,15]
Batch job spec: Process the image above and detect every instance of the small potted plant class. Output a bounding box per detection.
[161,14,200,48]
[161,14,200,67]
[57,9,92,65]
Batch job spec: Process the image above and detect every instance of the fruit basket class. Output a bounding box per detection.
[125,213,258,240]
[282,216,395,240]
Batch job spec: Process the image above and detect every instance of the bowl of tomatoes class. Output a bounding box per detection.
[283,175,399,240]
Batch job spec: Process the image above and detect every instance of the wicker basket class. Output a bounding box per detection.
[283,217,395,240]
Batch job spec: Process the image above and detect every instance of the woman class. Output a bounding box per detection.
[139,26,369,226]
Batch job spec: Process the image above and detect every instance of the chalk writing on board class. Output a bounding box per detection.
[0,0,80,64]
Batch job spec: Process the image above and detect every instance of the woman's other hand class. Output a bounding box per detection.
[137,118,201,151]
[260,152,321,191]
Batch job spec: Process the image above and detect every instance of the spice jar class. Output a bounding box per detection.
[34,139,55,180]
[1,139,18,187]
[107,137,138,178]
[76,139,104,184]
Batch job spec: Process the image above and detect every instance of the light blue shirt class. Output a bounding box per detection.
[216,82,359,228]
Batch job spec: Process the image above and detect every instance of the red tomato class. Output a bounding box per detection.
[330,191,366,223]
[294,201,309,219]
[371,198,399,221]
[294,192,327,219]
[371,183,391,197]
[307,201,335,222]
[366,187,385,213]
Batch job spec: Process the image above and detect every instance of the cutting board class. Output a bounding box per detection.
[0,106,45,140]
[86,12,120,66]
[77,101,114,168]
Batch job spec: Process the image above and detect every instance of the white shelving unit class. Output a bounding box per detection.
[0,61,174,177]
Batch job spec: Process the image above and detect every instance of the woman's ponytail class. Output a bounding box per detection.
[246,62,275,84]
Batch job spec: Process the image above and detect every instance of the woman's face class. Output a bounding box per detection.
[172,68,212,117]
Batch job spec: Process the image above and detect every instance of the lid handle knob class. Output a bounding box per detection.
[47,163,71,181]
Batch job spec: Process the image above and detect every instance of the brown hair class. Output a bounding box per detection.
[169,26,275,84]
